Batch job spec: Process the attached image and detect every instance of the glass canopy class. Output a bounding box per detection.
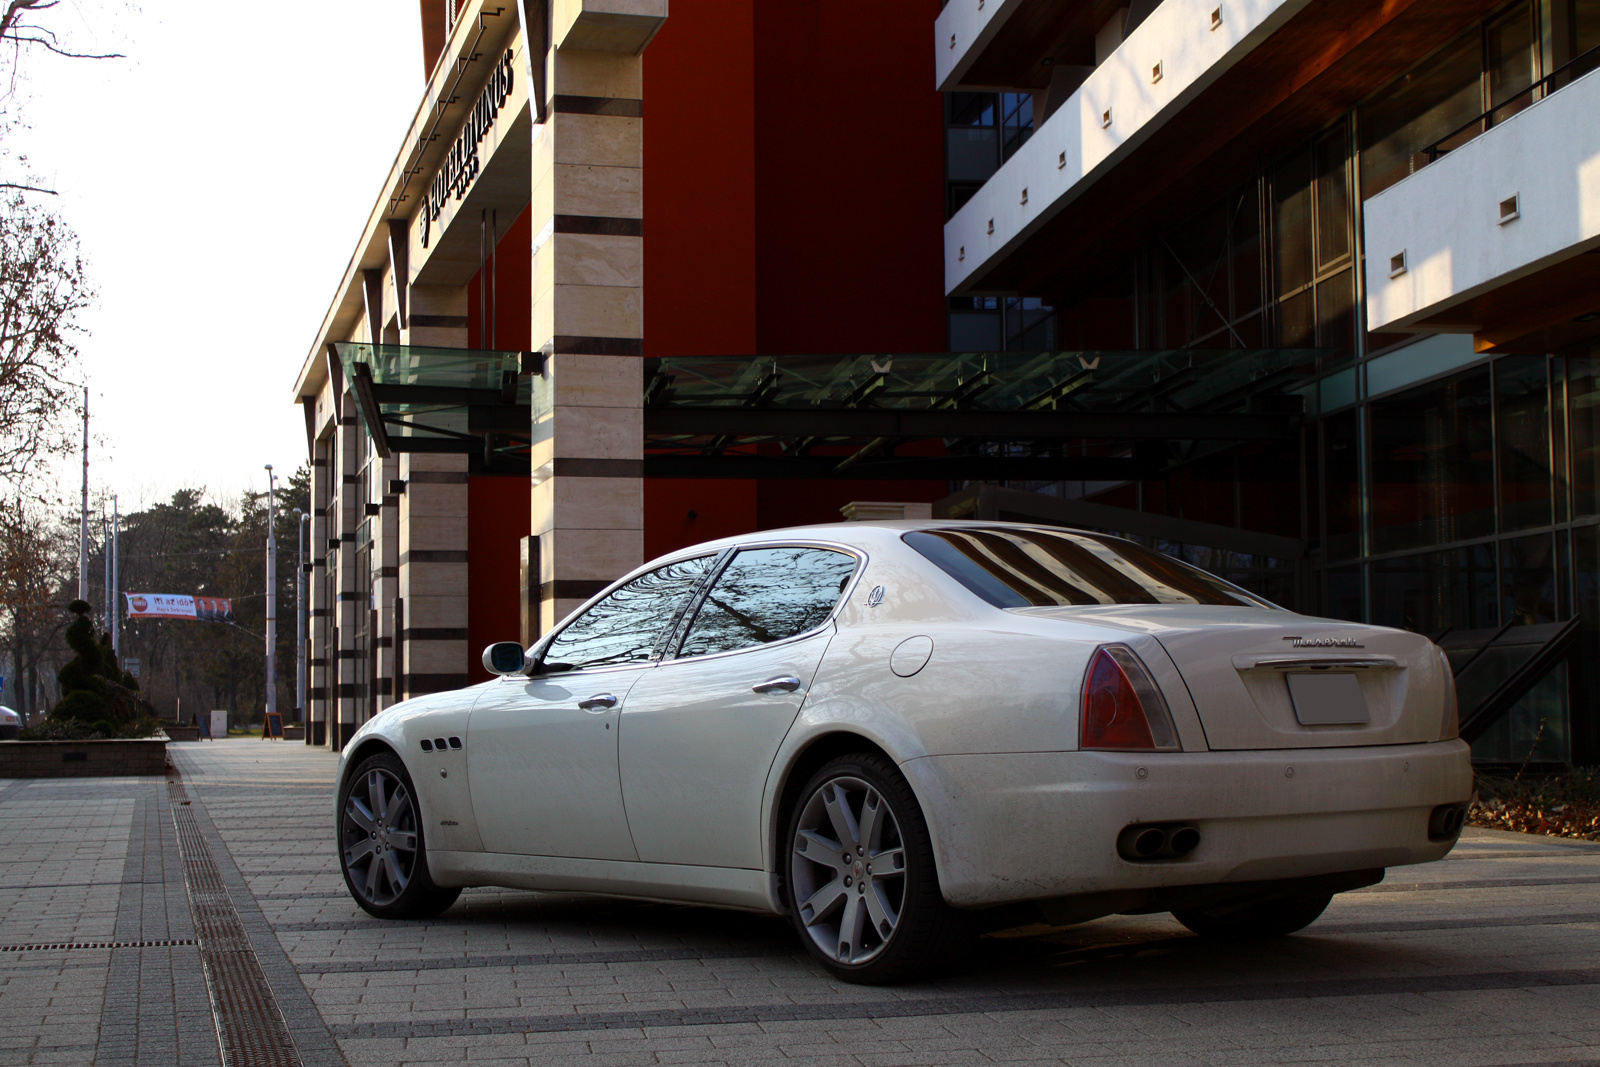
[646,349,1323,415]
[333,343,532,456]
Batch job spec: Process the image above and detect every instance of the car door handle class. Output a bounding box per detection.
[751,676,802,695]
[578,693,618,712]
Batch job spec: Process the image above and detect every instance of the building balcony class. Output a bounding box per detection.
[1364,63,1600,352]
[943,0,1309,296]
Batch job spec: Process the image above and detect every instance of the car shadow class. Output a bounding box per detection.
[356,889,1446,993]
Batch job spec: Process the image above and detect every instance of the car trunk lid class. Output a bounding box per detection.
[1010,605,1448,750]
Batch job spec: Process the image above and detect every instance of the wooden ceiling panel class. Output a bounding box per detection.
[961,0,1137,89]
[963,0,1507,296]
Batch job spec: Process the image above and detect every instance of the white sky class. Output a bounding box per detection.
[9,0,422,510]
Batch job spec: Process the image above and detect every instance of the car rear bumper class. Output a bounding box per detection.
[900,740,1473,908]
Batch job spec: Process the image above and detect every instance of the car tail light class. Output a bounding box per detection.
[1080,645,1180,752]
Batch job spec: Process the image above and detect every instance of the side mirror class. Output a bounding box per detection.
[482,642,528,677]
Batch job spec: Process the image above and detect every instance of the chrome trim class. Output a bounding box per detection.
[578,693,619,712]
[1234,655,1400,671]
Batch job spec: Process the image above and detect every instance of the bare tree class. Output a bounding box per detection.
[0,498,71,719]
[0,1,123,66]
[0,188,90,492]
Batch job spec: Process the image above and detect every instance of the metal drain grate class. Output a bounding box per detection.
[169,777,303,1067]
[0,939,197,952]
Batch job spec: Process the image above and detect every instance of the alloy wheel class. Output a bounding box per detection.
[341,767,419,908]
[789,774,908,966]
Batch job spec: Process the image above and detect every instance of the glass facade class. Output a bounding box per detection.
[953,0,1600,765]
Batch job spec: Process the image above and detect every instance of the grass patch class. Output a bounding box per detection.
[1470,767,1600,841]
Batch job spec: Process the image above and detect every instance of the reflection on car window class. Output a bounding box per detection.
[541,555,715,671]
[678,547,857,658]
[904,528,1273,609]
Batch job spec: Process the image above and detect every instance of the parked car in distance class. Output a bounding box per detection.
[0,706,19,740]
[335,521,1472,983]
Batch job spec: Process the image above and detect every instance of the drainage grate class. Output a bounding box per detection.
[0,939,196,952]
[169,777,303,1067]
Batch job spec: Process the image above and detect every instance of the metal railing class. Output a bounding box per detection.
[1420,44,1600,165]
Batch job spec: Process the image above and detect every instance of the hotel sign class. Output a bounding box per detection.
[419,48,516,249]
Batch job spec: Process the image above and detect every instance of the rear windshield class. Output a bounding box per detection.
[903,527,1274,609]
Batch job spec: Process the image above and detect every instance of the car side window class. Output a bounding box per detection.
[540,555,715,672]
[677,547,857,659]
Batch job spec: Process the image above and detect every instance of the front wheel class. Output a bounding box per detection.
[1172,890,1332,940]
[339,751,460,919]
[783,753,966,984]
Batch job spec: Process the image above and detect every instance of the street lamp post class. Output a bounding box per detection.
[293,508,307,725]
[111,495,120,660]
[264,465,278,728]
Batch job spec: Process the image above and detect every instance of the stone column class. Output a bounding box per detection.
[307,439,331,746]
[333,412,363,750]
[372,454,401,710]
[397,453,470,699]
[529,2,665,632]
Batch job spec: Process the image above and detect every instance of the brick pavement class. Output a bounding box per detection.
[0,740,1598,1065]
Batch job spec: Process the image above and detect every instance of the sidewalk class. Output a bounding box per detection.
[0,740,1598,1066]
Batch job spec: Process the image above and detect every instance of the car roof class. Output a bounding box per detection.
[661,518,1109,559]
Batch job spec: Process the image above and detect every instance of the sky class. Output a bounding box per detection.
[8,0,422,511]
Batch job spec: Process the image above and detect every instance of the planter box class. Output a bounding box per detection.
[164,725,201,742]
[282,725,305,741]
[0,738,168,778]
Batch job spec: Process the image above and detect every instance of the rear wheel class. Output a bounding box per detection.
[339,751,460,920]
[1172,890,1332,940]
[783,753,966,984]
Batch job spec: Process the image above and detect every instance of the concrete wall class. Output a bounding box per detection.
[0,740,167,778]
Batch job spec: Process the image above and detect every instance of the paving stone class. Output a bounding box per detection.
[6,742,1600,1066]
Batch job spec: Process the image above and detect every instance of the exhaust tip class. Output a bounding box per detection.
[1429,803,1467,841]
[1117,823,1200,861]
[1168,826,1201,856]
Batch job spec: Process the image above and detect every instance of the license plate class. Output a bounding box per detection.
[1287,672,1370,725]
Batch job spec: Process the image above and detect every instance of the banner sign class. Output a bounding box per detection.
[124,594,234,622]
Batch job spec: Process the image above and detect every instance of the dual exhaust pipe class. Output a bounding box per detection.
[1117,822,1200,861]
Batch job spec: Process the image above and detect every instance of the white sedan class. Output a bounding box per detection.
[334,520,1471,983]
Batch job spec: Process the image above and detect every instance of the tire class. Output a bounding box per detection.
[339,750,460,920]
[1172,890,1332,941]
[783,752,967,984]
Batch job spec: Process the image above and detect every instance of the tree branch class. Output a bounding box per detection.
[0,182,55,194]
[8,35,121,59]
[0,1,56,43]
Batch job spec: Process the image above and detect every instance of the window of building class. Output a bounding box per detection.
[1370,544,1499,634]
[1369,368,1495,554]
[1000,92,1034,162]
[1568,354,1600,516]
[1271,125,1355,357]
[1323,410,1362,561]
[948,296,1003,351]
[1544,0,1600,88]
[1357,1,1599,198]
[1496,356,1554,532]
[945,93,1000,185]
